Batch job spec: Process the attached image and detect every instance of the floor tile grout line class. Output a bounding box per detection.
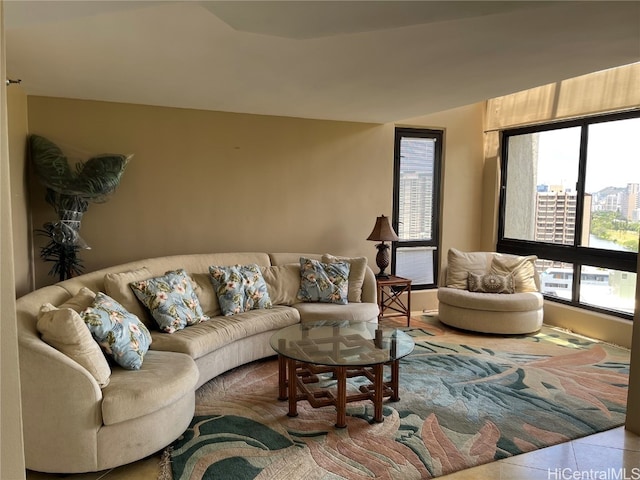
[569,440,580,472]
[96,468,114,480]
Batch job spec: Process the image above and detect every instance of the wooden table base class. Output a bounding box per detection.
[278,356,401,428]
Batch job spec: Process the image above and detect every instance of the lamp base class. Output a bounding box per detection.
[374,242,391,277]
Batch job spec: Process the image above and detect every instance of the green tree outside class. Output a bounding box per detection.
[590,211,640,252]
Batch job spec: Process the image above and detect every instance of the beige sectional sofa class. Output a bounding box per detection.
[17,252,378,474]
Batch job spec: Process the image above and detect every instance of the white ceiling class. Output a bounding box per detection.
[4,1,640,124]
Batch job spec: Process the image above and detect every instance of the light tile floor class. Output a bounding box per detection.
[25,426,640,480]
[440,427,640,480]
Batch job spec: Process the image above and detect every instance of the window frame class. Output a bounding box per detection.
[497,110,639,319]
[391,127,443,290]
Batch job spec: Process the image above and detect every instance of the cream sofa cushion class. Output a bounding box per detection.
[261,264,300,305]
[445,248,492,289]
[149,306,300,359]
[491,255,538,292]
[322,254,367,303]
[37,303,111,388]
[294,302,379,324]
[104,267,153,327]
[189,272,221,317]
[62,286,97,312]
[101,350,198,426]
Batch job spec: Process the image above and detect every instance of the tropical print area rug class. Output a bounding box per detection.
[163,316,629,480]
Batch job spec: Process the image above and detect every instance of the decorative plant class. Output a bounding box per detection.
[36,222,84,281]
[29,135,131,281]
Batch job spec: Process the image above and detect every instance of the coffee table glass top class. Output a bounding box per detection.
[270,321,415,367]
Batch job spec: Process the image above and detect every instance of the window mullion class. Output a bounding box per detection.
[574,123,589,248]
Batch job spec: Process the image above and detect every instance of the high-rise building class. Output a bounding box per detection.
[398,139,434,241]
[534,190,577,245]
[622,183,640,221]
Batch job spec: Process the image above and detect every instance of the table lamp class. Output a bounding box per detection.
[367,215,399,278]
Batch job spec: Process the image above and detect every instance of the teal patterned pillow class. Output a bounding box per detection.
[297,257,350,304]
[81,292,152,370]
[208,264,273,316]
[238,264,272,311]
[209,265,244,316]
[130,269,209,333]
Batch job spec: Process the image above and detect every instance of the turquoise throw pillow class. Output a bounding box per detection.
[297,257,350,304]
[81,292,151,370]
[208,264,272,316]
[130,269,209,333]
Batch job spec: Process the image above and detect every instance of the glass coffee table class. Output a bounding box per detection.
[270,321,415,428]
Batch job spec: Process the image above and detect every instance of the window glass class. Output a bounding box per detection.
[579,266,635,315]
[539,261,573,300]
[503,127,581,243]
[583,117,640,253]
[398,137,435,241]
[395,247,434,285]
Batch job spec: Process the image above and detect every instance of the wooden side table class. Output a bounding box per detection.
[376,275,412,326]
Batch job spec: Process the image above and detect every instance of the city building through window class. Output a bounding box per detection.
[498,111,640,318]
[392,127,442,289]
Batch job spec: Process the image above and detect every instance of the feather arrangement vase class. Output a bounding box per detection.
[29,135,132,281]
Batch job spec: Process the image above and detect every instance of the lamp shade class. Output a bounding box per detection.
[367,215,399,242]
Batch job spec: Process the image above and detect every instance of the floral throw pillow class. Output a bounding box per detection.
[208,264,272,316]
[130,269,209,333]
[239,264,272,311]
[209,265,244,316]
[297,257,350,304]
[80,293,152,370]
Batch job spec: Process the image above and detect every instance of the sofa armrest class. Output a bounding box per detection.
[361,266,377,304]
[19,321,104,472]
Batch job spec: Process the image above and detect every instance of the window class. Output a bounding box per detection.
[392,128,442,289]
[498,111,640,318]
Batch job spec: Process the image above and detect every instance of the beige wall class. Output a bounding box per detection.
[26,97,392,286]
[7,85,31,296]
[25,97,487,316]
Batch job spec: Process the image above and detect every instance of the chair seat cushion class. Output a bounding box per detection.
[438,286,543,312]
[101,350,198,426]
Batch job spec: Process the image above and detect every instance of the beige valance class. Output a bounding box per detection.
[485,62,640,132]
